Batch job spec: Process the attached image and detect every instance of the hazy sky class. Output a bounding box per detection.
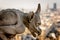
[0,0,60,11]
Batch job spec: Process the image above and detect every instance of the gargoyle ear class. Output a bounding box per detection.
[29,11,34,20]
[35,3,41,14]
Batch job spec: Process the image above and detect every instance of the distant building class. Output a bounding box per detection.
[54,3,57,10]
[46,3,57,12]
[50,3,57,11]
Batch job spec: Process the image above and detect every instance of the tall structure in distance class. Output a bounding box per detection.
[53,3,57,10]
[46,3,57,12]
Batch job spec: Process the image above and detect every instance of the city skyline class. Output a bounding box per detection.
[0,0,60,11]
